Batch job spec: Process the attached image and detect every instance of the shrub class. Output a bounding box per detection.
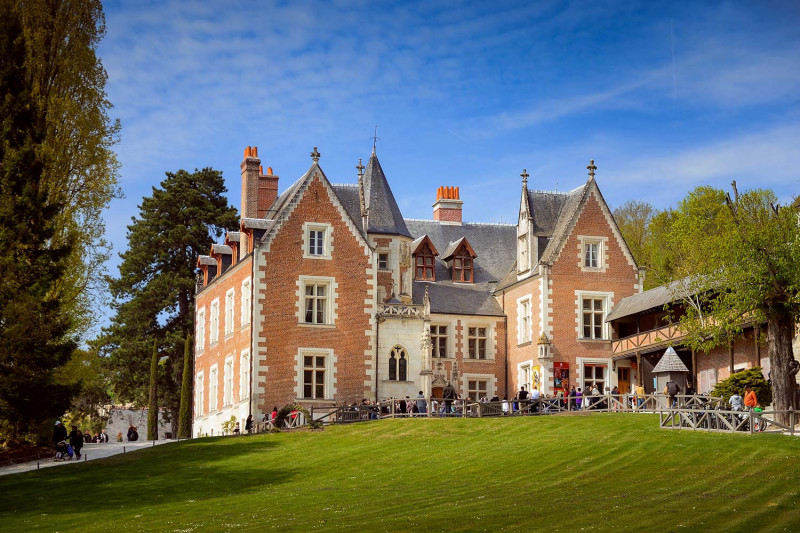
[711,366,771,406]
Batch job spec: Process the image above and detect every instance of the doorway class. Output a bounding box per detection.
[617,367,630,394]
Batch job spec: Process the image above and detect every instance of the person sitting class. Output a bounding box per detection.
[127,425,139,442]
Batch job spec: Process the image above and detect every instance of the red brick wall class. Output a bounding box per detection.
[256,174,373,412]
[433,207,462,223]
[696,327,764,383]
[547,191,639,389]
[194,257,253,416]
[504,277,540,396]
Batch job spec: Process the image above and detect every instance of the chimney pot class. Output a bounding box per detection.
[267,166,273,175]
[433,185,463,224]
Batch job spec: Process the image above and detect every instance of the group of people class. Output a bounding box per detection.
[728,386,760,411]
[53,421,110,461]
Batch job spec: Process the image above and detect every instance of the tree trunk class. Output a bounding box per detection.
[767,312,797,425]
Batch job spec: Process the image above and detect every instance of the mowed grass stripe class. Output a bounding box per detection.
[1,414,798,531]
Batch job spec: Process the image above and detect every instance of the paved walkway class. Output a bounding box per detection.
[0,440,173,477]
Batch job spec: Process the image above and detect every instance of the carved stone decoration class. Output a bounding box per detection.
[399,242,410,267]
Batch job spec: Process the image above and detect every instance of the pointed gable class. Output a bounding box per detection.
[362,152,412,238]
[441,237,477,261]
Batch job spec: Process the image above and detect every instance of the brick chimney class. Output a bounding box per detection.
[433,186,463,224]
[241,146,279,219]
[257,165,279,218]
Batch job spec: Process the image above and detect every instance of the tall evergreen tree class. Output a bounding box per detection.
[147,339,158,441]
[177,336,193,439]
[0,2,78,435]
[102,168,238,435]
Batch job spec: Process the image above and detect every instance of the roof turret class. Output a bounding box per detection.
[361,152,412,238]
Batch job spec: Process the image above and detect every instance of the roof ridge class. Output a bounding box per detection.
[404,218,515,227]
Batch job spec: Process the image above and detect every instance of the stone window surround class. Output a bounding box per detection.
[517,295,532,345]
[465,322,493,360]
[240,349,250,401]
[302,221,334,260]
[461,373,495,400]
[209,298,220,344]
[294,347,337,401]
[223,355,234,407]
[240,277,251,328]
[196,307,206,353]
[296,275,338,326]
[224,288,235,336]
[195,371,204,416]
[208,364,218,413]
[574,290,614,341]
[577,235,609,273]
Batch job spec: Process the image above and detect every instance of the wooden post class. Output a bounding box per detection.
[749,410,754,434]
[636,352,642,386]
[754,324,761,366]
[729,341,735,375]
[691,349,697,390]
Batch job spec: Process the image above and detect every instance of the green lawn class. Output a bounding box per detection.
[2,414,799,532]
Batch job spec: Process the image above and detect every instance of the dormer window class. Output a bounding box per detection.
[453,246,473,283]
[415,243,435,280]
[412,235,439,281]
[442,237,477,284]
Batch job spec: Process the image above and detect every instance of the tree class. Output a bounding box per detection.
[613,200,655,282]
[177,336,193,439]
[0,2,78,437]
[147,339,158,441]
[668,183,800,422]
[102,168,238,435]
[18,0,121,339]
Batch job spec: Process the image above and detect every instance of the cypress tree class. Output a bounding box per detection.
[147,339,159,441]
[177,336,193,439]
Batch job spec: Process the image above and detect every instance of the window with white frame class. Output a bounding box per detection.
[467,379,488,401]
[240,278,251,327]
[210,299,219,344]
[225,289,235,335]
[430,324,448,358]
[585,242,599,268]
[196,308,206,352]
[195,372,204,415]
[299,276,335,325]
[240,349,250,401]
[209,366,218,412]
[581,296,607,339]
[583,363,607,392]
[303,354,327,399]
[378,252,389,270]
[303,222,332,260]
[519,363,533,393]
[518,297,532,344]
[698,368,717,394]
[579,236,606,272]
[388,345,407,381]
[467,326,488,359]
[223,357,233,406]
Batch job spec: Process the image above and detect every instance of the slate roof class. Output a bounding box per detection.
[242,217,270,230]
[411,280,504,316]
[528,190,571,236]
[197,256,217,266]
[330,184,365,236]
[211,244,233,255]
[362,152,412,238]
[537,183,590,264]
[605,278,691,322]
[653,346,690,373]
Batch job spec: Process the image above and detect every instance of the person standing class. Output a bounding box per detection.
[569,386,576,410]
[530,384,541,413]
[100,429,109,443]
[666,380,681,408]
[53,421,68,450]
[443,382,457,414]
[416,391,427,415]
[69,425,83,460]
[245,414,254,434]
[744,386,758,410]
[576,388,583,410]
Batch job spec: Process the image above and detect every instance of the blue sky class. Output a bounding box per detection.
[98,0,800,303]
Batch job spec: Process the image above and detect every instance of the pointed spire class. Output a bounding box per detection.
[521,168,529,187]
[361,149,412,238]
[587,159,596,180]
[310,146,320,163]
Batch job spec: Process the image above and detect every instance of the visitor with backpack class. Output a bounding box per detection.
[69,425,84,460]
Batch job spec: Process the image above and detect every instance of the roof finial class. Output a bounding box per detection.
[521,168,529,186]
[371,126,380,154]
[310,146,320,163]
[587,159,597,180]
[356,157,365,178]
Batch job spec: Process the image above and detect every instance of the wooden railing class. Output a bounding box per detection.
[659,408,797,434]
[611,324,686,356]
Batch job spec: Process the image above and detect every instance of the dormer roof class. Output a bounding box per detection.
[211,244,233,255]
[441,237,477,261]
[197,255,216,267]
[411,234,439,256]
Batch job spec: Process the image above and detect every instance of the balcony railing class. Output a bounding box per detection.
[611,323,686,356]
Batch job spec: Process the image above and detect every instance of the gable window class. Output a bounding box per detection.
[225,288,235,336]
[223,357,234,406]
[582,297,606,339]
[430,325,448,358]
[415,242,436,280]
[518,235,530,272]
[303,222,333,260]
[240,278,251,327]
[579,236,607,272]
[240,350,250,401]
[196,308,206,352]
[453,245,473,283]
[468,327,488,359]
[210,299,219,344]
[585,242,598,268]
[378,253,389,270]
[517,297,532,344]
[303,354,326,399]
[389,346,407,381]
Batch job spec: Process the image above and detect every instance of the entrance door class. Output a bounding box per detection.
[432,387,443,399]
[618,367,630,394]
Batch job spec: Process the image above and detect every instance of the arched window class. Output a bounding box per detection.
[389,346,406,381]
[453,244,473,283]
[399,351,407,381]
[415,242,436,280]
[389,352,397,381]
